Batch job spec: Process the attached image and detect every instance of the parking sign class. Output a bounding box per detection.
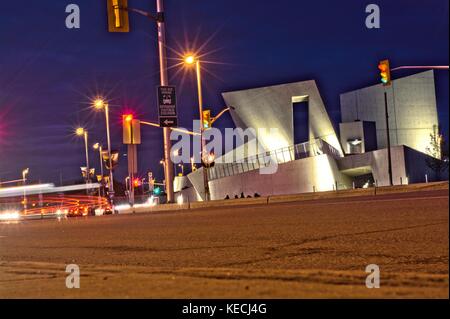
[158,86,178,127]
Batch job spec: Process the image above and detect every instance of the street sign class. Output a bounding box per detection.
[157,86,178,128]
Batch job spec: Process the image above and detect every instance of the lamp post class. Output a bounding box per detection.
[160,159,166,178]
[178,164,184,176]
[22,168,29,212]
[173,149,181,176]
[156,0,175,203]
[190,157,197,172]
[76,128,90,184]
[93,98,115,205]
[184,54,211,201]
[93,143,105,196]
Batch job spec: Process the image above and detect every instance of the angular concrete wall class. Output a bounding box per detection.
[208,154,351,200]
[340,71,438,155]
[222,80,343,156]
[337,145,445,187]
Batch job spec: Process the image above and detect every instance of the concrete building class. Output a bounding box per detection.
[340,70,439,155]
[339,121,377,155]
[175,72,444,202]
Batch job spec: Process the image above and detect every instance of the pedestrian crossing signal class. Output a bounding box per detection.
[107,0,130,33]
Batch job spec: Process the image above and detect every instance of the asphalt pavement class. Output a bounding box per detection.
[0,190,448,298]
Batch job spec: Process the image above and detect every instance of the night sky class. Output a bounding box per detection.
[0,0,448,184]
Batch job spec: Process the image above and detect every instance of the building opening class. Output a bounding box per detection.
[292,96,309,146]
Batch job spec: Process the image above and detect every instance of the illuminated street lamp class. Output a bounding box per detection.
[76,127,90,183]
[173,149,181,175]
[92,98,115,204]
[190,157,197,172]
[22,168,29,182]
[93,143,105,196]
[22,168,29,212]
[184,54,211,201]
[178,163,184,176]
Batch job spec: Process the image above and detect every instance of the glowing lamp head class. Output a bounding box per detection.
[123,114,133,122]
[207,152,215,164]
[76,127,85,136]
[93,98,106,110]
[93,143,100,150]
[184,55,196,65]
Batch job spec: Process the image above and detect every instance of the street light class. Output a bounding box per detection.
[184,54,211,201]
[93,143,105,196]
[92,98,115,204]
[184,55,195,65]
[190,157,197,172]
[173,149,181,176]
[178,163,184,176]
[22,168,29,212]
[76,127,90,184]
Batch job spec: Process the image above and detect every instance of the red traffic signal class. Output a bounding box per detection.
[133,178,141,188]
[123,114,141,145]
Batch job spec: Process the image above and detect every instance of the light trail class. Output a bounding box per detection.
[0,183,101,198]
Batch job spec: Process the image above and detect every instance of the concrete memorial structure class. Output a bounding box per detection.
[176,71,444,202]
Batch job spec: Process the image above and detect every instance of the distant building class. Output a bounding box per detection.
[177,71,444,202]
[340,70,438,155]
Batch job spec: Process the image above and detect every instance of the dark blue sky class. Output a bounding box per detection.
[0,0,448,183]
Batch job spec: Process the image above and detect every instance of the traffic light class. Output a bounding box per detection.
[107,0,130,33]
[133,178,141,188]
[153,187,161,196]
[378,60,391,86]
[202,110,212,130]
[123,114,141,145]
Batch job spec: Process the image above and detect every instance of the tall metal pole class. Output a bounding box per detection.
[384,91,393,186]
[105,104,115,204]
[22,169,28,212]
[84,131,90,183]
[98,146,104,179]
[98,145,105,196]
[196,60,210,201]
[156,0,174,203]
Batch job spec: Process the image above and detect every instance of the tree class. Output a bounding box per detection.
[425,125,449,180]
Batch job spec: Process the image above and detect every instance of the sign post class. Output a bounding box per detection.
[123,115,141,207]
[158,86,178,128]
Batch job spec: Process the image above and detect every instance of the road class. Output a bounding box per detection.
[0,190,448,298]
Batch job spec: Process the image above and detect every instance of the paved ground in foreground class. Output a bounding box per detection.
[0,190,448,298]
